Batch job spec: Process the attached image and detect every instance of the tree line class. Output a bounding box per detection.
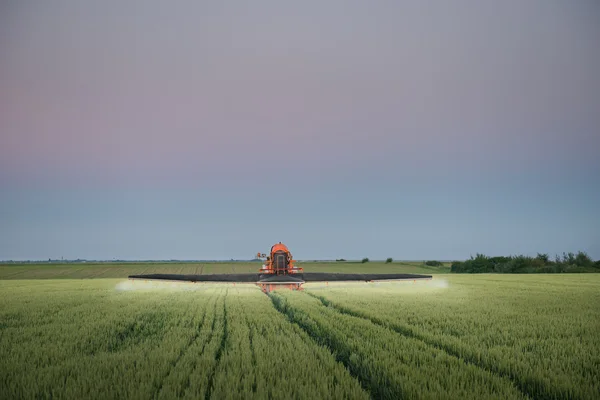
[451,251,600,273]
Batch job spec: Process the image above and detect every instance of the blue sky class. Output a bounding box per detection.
[1,1,599,260]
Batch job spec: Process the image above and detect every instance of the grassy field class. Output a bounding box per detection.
[0,261,450,279]
[1,268,598,399]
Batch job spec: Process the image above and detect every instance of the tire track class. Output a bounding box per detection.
[305,291,539,400]
[199,290,221,356]
[205,288,229,400]
[247,322,258,393]
[0,269,32,279]
[268,292,381,399]
[155,291,217,399]
[54,267,86,278]
[239,290,258,394]
[138,266,151,276]
[87,267,112,279]
[177,289,223,397]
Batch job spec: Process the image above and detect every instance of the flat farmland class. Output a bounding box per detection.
[1,271,598,399]
[0,261,450,280]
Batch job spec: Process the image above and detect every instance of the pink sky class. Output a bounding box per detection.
[1,1,599,259]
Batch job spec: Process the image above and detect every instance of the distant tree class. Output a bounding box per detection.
[424,260,443,266]
[563,252,576,265]
[451,250,597,274]
[386,258,393,263]
[336,258,347,262]
[450,261,464,273]
[574,251,593,268]
[361,257,369,263]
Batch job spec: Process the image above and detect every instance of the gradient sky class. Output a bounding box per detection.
[1,1,599,260]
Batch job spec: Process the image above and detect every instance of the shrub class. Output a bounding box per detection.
[574,251,593,268]
[451,251,599,274]
[361,258,369,263]
[424,260,443,267]
[450,261,464,273]
[385,258,393,264]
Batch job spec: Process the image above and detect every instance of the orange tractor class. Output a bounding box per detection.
[257,242,303,275]
[129,242,432,293]
[255,242,304,292]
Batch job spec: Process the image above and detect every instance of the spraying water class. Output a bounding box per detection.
[115,278,449,293]
[116,280,209,292]
[306,278,449,292]
[428,279,449,289]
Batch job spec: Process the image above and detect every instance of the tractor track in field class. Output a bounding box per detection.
[267,292,380,400]
[0,266,48,279]
[177,289,223,397]
[53,267,87,278]
[238,289,258,394]
[155,292,215,399]
[304,291,542,400]
[88,267,112,279]
[247,321,258,393]
[138,266,152,276]
[205,288,229,400]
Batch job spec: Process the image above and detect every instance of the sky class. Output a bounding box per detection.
[1,0,599,261]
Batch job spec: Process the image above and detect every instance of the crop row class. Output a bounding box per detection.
[0,264,260,280]
[2,276,597,399]
[0,281,226,398]
[270,290,526,399]
[207,286,368,399]
[302,275,600,399]
[0,280,369,399]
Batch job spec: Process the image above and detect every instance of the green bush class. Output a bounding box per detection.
[385,258,393,264]
[361,258,369,263]
[451,251,599,274]
[424,260,443,266]
[450,261,464,273]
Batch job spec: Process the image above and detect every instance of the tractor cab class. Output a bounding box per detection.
[258,242,302,275]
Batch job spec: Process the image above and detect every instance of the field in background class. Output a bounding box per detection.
[0,261,450,279]
[1,273,599,399]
